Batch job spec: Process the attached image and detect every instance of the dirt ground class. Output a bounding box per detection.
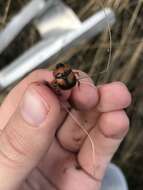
[0,0,143,189]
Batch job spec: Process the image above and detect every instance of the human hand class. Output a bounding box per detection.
[0,69,131,190]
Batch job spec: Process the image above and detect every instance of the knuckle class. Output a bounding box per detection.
[0,127,30,167]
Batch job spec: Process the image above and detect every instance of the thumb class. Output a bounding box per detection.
[0,83,61,190]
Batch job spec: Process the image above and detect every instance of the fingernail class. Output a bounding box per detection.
[20,88,49,126]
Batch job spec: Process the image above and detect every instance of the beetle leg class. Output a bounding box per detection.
[44,80,62,96]
[74,71,81,87]
[74,71,80,77]
[52,83,62,96]
[77,79,80,87]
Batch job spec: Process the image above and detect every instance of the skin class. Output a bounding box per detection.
[0,69,131,190]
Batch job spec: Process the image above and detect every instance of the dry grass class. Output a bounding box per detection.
[1,0,143,189]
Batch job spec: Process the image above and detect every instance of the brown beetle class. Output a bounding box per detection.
[51,63,79,90]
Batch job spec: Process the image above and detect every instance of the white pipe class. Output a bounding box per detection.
[0,8,115,90]
[0,0,46,54]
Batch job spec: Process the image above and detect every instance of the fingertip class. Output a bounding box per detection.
[98,82,132,112]
[98,110,129,139]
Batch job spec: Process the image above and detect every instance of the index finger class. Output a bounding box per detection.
[69,70,98,111]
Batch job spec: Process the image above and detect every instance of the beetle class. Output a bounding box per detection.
[51,62,79,91]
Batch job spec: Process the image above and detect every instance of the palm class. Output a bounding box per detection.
[21,139,97,190]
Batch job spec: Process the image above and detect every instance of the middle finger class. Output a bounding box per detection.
[57,82,131,152]
[57,73,99,152]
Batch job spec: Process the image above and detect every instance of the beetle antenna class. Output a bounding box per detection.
[95,0,112,75]
[62,103,96,176]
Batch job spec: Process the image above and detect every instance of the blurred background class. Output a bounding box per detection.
[0,0,143,189]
